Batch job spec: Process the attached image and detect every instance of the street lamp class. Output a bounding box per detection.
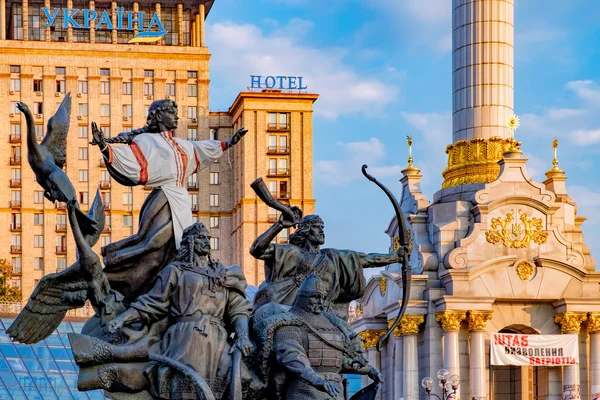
[421,369,460,400]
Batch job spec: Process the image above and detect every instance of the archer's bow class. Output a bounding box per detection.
[361,164,412,352]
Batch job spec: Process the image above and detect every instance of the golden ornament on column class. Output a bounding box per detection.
[435,311,467,331]
[554,312,587,334]
[467,311,493,331]
[586,313,600,334]
[358,330,387,349]
[398,314,425,336]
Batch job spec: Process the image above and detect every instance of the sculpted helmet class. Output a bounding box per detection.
[298,273,328,297]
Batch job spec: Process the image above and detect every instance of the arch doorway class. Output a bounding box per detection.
[491,325,555,400]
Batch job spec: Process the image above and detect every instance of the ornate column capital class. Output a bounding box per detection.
[554,312,587,334]
[436,310,467,332]
[387,318,402,337]
[358,329,386,349]
[468,310,493,331]
[399,314,425,336]
[587,313,600,334]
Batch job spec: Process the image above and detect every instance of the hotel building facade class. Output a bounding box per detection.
[0,0,317,300]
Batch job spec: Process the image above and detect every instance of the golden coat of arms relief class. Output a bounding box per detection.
[485,209,548,248]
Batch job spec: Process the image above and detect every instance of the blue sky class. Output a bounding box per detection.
[205,0,600,267]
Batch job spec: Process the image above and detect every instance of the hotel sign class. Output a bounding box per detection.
[251,75,307,90]
[491,333,579,366]
[42,7,167,43]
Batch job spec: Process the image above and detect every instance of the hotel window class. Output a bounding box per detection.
[78,147,88,160]
[188,71,198,78]
[122,82,132,95]
[11,4,23,40]
[166,83,175,96]
[280,136,288,151]
[78,103,88,116]
[56,67,66,75]
[11,191,21,206]
[269,159,277,174]
[144,106,150,117]
[78,126,88,138]
[187,83,198,97]
[279,228,289,243]
[268,112,289,129]
[144,82,154,96]
[100,68,110,76]
[10,279,21,291]
[268,136,276,151]
[12,257,21,274]
[101,126,111,138]
[79,169,89,182]
[100,104,110,117]
[123,215,133,227]
[105,214,111,228]
[34,257,44,270]
[122,192,133,205]
[188,174,197,189]
[34,213,44,225]
[10,123,21,138]
[28,6,46,41]
[33,79,43,92]
[33,191,43,204]
[123,104,132,118]
[35,124,43,140]
[209,216,219,228]
[268,180,277,195]
[210,172,219,185]
[191,215,198,223]
[122,126,132,133]
[33,102,43,115]
[189,193,198,208]
[56,257,66,272]
[34,235,44,248]
[11,146,20,160]
[57,214,66,228]
[144,70,154,77]
[210,237,219,250]
[11,168,20,183]
[210,194,219,207]
[278,158,288,174]
[10,66,20,73]
[56,80,66,93]
[11,234,21,248]
[187,106,197,119]
[78,80,88,94]
[10,102,20,114]
[11,213,20,230]
[101,192,111,206]
[101,236,111,247]
[210,129,218,140]
[101,170,111,183]
[182,10,191,46]
[187,128,197,140]
[79,191,88,204]
[10,78,21,92]
[100,81,110,94]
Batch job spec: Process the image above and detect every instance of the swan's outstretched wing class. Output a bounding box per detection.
[6,263,89,344]
[41,92,71,168]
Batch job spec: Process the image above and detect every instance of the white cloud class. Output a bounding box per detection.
[568,185,600,225]
[401,112,450,145]
[316,138,402,185]
[547,108,586,120]
[565,80,600,103]
[206,20,398,120]
[572,129,600,146]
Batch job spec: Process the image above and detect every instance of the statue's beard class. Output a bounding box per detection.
[305,303,324,314]
[308,234,325,246]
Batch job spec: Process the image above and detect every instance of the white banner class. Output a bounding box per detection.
[491,333,579,366]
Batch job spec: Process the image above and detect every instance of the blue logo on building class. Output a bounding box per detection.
[41,7,168,43]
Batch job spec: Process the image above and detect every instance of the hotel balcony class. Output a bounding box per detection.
[187,182,199,191]
[99,180,111,189]
[9,156,21,165]
[56,246,67,255]
[10,245,21,254]
[55,202,67,210]
[9,179,21,188]
[268,214,278,222]
[10,224,21,232]
[10,200,21,208]
[104,202,111,210]
[144,186,153,191]
[191,204,199,212]
[267,123,290,132]
[267,168,290,177]
[55,224,67,233]
[103,225,112,233]
[266,146,290,155]
[99,158,106,167]
[278,192,289,199]
[9,134,21,143]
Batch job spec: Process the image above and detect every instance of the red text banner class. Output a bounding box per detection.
[491,333,579,366]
